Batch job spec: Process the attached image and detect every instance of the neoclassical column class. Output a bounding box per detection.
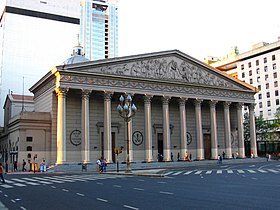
[224,101,232,158]
[144,95,153,162]
[104,91,113,163]
[209,100,218,159]
[81,89,91,163]
[237,103,245,158]
[162,96,171,161]
[179,97,187,160]
[195,99,204,160]
[249,103,258,157]
[55,87,68,164]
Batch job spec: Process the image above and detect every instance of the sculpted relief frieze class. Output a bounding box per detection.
[60,75,254,102]
[89,57,238,89]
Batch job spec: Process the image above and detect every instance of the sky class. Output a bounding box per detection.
[118,0,280,61]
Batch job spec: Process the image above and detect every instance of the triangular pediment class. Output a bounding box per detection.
[62,50,255,91]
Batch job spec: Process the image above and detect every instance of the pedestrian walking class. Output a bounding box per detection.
[171,152,174,161]
[222,151,225,159]
[13,160,18,172]
[96,158,102,173]
[177,152,180,161]
[0,163,5,183]
[102,159,107,172]
[22,159,26,172]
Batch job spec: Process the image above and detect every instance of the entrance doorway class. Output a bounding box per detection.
[204,134,211,160]
[157,133,163,161]
[101,132,116,163]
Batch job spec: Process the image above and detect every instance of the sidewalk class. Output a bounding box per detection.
[5,157,270,175]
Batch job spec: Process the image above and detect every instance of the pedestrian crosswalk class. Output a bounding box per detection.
[164,168,280,176]
[0,174,118,189]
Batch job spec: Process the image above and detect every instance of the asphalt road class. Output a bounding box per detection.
[0,161,279,210]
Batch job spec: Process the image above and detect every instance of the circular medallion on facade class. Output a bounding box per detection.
[70,130,81,146]
[132,131,143,146]
[187,132,192,145]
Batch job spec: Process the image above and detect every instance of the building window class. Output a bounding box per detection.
[275,90,279,96]
[258,94,262,99]
[259,102,263,108]
[272,55,276,61]
[264,66,268,72]
[267,92,270,98]
[249,70,252,76]
[241,64,244,70]
[27,153,32,159]
[268,109,272,116]
[256,68,260,74]
[274,72,277,78]
[26,146,32,151]
[26,137,33,142]
[265,75,269,81]
[267,101,271,107]
[256,60,259,66]
[258,85,261,90]
[257,77,260,82]
[266,83,269,89]
[264,57,267,63]
[248,62,251,68]
[274,81,278,87]
[242,72,245,78]
[260,111,263,116]
[273,63,276,70]
[276,99,279,105]
[250,78,253,84]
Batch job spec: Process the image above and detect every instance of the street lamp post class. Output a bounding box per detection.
[117,94,137,173]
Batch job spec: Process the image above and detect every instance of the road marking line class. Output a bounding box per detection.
[113,185,121,188]
[194,171,202,175]
[160,191,174,195]
[25,182,40,186]
[51,186,56,189]
[0,185,13,189]
[248,170,256,173]
[217,170,222,174]
[252,177,258,180]
[267,169,279,173]
[133,188,144,191]
[11,179,26,183]
[97,198,108,202]
[62,189,69,192]
[237,170,245,173]
[76,193,84,197]
[138,179,145,182]
[258,169,267,173]
[11,199,16,203]
[249,165,255,167]
[205,171,212,174]
[172,171,183,175]
[96,182,103,185]
[4,180,15,184]
[123,205,139,210]
[184,171,193,175]
[20,207,27,210]
[13,183,26,187]
[157,181,167,184]
[164,172,173,175]
[4,194,8,197]
[227,170,233,174]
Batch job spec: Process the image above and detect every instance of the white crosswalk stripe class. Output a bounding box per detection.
[184,171,193,175]
[0,174,120,189]
[247,170,256,173]
[164,168,280,176]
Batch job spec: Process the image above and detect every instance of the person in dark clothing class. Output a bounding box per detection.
[0,163,5,183]
[22,159,27,171]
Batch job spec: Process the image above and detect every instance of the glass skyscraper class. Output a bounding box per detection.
[80,0,118,60]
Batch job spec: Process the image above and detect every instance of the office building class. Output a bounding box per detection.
[0,0,81,125]
[208,38,280,121]
[80,0,118,60]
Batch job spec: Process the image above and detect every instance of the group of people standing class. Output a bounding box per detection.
[96,158,107,173]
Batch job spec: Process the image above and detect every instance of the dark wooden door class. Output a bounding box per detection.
[204,134,211,160]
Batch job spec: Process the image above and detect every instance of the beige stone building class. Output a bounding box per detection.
[1,50,258,167]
